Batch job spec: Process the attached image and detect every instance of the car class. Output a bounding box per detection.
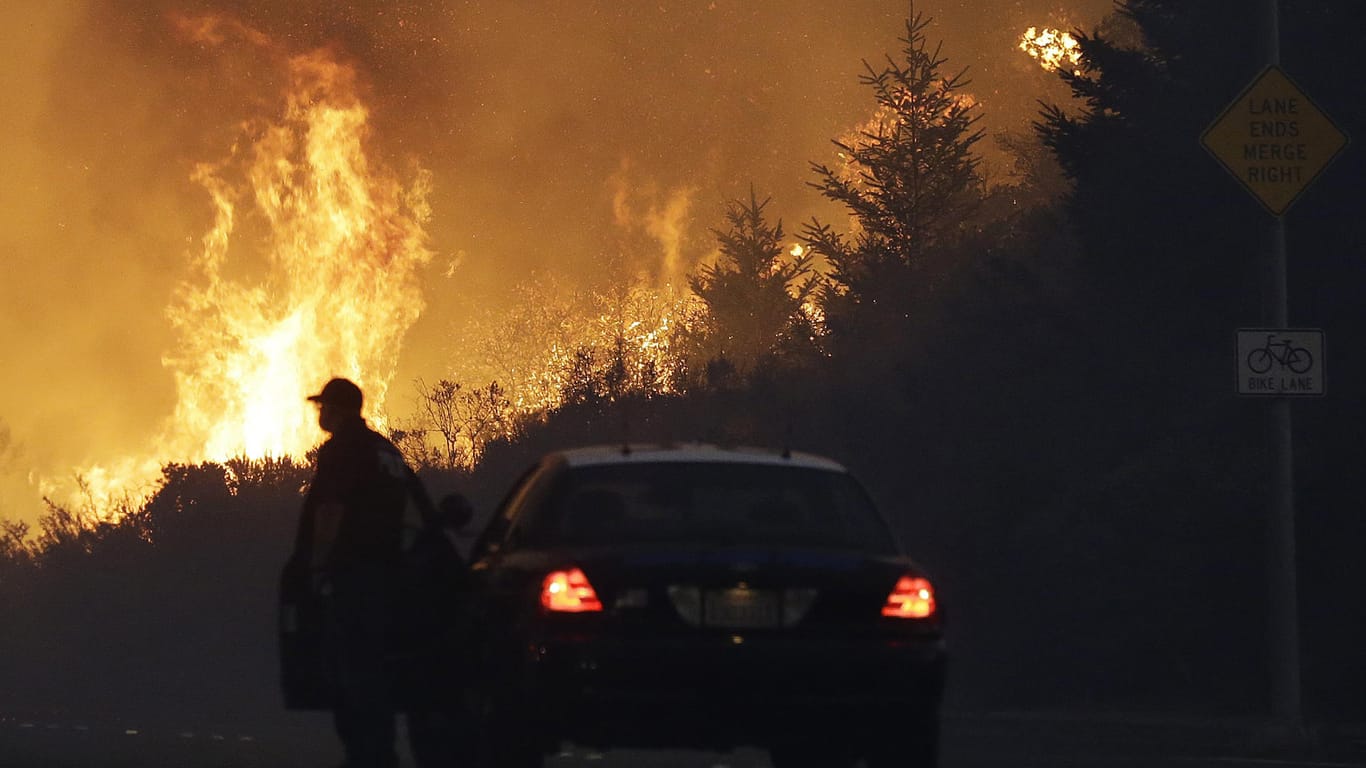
[463,443,946,768]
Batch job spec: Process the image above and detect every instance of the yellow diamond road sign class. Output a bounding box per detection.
[1202,66,1349,216]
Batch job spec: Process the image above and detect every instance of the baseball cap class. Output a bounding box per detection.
[307,377,364,411]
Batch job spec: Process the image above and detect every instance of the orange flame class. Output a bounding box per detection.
[457,278,691,419]
[1019,27,1082,75]
[67,16,433,514]
[166,41,433,461]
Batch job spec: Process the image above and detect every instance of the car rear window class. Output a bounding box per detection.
[516,462,898,554]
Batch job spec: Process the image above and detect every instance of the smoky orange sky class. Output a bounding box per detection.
[0,0,1111,525]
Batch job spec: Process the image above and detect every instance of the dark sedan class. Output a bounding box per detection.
[464,444,945,768]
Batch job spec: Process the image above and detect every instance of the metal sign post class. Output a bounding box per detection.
[1201,0,1347,734]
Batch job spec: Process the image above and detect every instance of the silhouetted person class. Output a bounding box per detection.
[282,377,463,768]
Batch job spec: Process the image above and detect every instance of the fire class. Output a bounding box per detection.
[455,278,691,420]
[67,16,433,514]
[166,24,433,459]
[1019,27,1082,75]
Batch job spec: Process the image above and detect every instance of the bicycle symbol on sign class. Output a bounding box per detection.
[1246,333,1313,374]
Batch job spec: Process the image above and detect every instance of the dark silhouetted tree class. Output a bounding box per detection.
[1035,0,1263,321]
[1025,1,1347,714]
[803,10,984,345]
[404,378,518,469]
[0,519,32,564]
[686,191,821,374]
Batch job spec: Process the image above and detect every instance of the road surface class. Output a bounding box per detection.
[3,710,1364,767]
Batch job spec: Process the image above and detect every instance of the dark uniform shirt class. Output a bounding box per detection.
[295,415,412,572]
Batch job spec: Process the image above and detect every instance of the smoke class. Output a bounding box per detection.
[0,421,15,481]
[608,161,698,287]
[1,0,1112,525]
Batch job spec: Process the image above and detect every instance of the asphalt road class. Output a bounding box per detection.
[3,711,1365,768]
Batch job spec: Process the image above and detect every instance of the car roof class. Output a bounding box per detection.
[553,443,848,472]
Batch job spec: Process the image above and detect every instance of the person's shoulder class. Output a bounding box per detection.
[358,425,413,477]
[316,433,341,459]
[362,424,403,454]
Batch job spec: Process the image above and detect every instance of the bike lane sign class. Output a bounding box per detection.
[1236,328,1324,396]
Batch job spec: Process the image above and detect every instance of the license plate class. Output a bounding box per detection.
[702,588,780,629]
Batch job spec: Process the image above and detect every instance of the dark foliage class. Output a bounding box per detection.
[1031,0,1366,718]
[684,190,822,376]
[802,10,985,352]
[0,459,313,726]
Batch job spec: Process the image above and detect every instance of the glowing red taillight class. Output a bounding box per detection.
[881,575,936,619]
[541,567,603,613]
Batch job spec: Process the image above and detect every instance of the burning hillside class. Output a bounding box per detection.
[1,1,1114,525]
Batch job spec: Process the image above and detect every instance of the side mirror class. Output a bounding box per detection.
[436,493,474,531]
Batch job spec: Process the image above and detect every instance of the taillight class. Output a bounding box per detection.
[541,567,603,613]
[881,575,935,619]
